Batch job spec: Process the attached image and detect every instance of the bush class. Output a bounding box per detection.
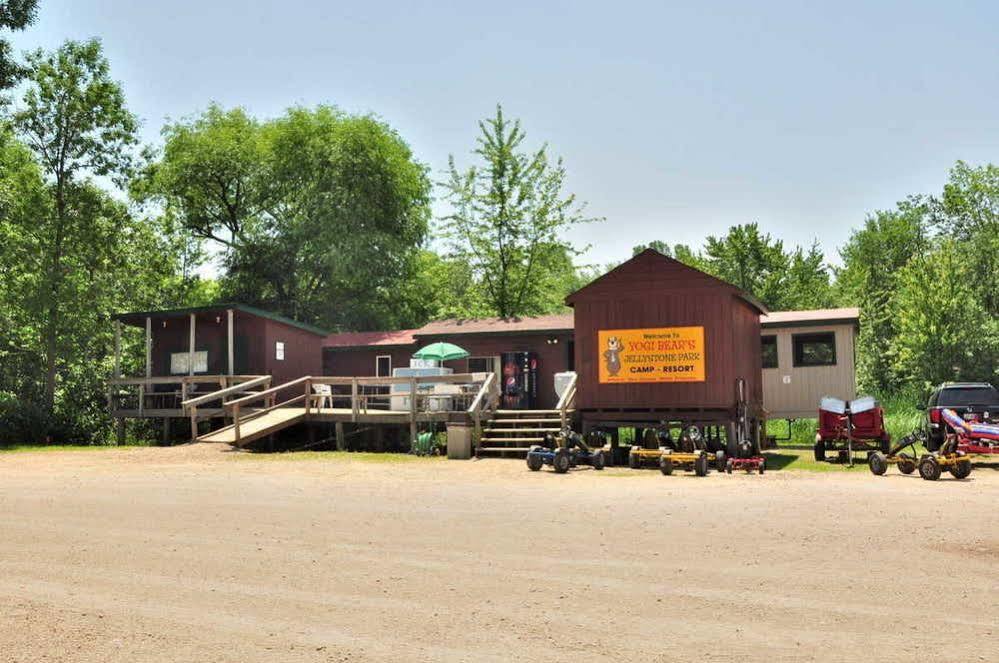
[0,393,52,446]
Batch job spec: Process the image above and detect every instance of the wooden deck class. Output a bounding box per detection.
[197,407,462,446]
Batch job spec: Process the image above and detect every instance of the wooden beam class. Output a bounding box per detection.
[227,308,234,375]
[113,320,122,378]
[188,313,196,376]
[144,317,152,378]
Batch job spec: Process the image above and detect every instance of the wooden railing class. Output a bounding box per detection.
[556,372,578,428]
[217,373,499,445]
[109,375,268,416]
[179,375,273,440]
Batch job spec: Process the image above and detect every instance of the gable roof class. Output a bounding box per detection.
[113,303,329,336]
[564,248,767,314]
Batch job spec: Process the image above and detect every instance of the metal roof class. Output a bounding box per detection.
[760,307,860,328]
[112,303,329,336]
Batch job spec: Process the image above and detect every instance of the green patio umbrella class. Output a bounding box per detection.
[413,342,470,362]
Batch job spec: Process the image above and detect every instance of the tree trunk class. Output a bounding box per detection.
[42,181,66,412]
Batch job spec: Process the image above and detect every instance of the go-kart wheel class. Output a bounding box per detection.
[526,451,544,471]
[591,450,605,470]
[758,458,766,474]
[814,438,826,462]
[949,459,972,480]
[629,449,640,469]
[693,453,709,477]
[553,448,571,474]
[715,450,726,472]
[725,458,734,474]
[868,452,888,476]
[918,455,941,481]
[897,454,916,475]
[659,457,673,476]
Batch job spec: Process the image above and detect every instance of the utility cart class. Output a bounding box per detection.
[815,396,890,464]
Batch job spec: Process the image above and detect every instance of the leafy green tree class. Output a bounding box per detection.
[138,104,431,331]
[12,38,138,411]
[440,105,596,318]
[891,239,998,388]
[930,161,999,317]
[701,224,790,308]
[836,200,929,393]
[0,0,38,90]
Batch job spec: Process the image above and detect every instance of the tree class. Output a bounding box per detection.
[12,38,138,411]
[891,240,998,389]
[137,105,432,331]
[835,200,929,393]
[0,0,38,90]
[440,105,596,318]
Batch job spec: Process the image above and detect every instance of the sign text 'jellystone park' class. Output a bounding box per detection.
[597,327,706,383]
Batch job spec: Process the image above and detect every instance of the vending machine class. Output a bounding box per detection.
[500,351,538,409]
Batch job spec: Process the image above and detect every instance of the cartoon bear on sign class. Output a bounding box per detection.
[603,336,624,376]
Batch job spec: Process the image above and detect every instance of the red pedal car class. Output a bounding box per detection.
[815,396,891,462]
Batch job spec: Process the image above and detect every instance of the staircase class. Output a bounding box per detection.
[476,409,566,457]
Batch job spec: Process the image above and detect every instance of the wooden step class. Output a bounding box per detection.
[480,436,545,444]
[477,446,534,454]
[482,427,559,434]
[495,409,561,415]
[486,418,562,425]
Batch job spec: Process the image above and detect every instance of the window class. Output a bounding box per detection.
[761,335,778,369]
[467,356,498,374]
[792,332,836,367]
[376,355,392,377]
[275,341,285,361]
[170,351,208,374]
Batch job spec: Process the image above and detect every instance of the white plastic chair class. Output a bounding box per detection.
[312,383,333,410]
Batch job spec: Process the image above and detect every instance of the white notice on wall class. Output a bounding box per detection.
[275,341,285,360]
[782,375,792,384]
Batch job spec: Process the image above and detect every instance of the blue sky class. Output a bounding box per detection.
[10,0,999,268]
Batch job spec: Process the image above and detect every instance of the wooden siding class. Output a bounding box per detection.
[570,250,763,413]
[761,323,857,418]
[323,331,574,410]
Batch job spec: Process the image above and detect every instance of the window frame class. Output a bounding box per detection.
[761,335,778,369]
[170,350,208,375]
[375,354,392,377]
[467,356,498,374]
[792,332,837,368]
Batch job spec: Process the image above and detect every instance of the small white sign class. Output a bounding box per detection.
[782,375,792,385]
[275,341,285,361]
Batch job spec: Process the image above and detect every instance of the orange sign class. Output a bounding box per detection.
[598,327,705,383]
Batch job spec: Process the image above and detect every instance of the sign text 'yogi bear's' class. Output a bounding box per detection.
[598,327,705,383]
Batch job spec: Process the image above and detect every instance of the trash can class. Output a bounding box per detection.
[447,423,472,460]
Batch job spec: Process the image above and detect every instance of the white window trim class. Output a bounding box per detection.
[170,351,208,375]
[467,355,500,374]
[376,354,392,377]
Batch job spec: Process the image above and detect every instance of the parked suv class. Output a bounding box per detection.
[925,382,999,451]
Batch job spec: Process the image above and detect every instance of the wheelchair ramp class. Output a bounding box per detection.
[198,408,307,447]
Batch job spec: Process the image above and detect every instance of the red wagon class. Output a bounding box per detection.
[814,396,890,462]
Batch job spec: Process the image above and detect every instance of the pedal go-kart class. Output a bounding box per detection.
[628,425,720,477]
[870,425,971,481]
[942,407,999,457]
[526,427,605,474]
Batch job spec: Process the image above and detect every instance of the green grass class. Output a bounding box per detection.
[231,450,447,464]
[0,444,118,454]
[767,391,926,447]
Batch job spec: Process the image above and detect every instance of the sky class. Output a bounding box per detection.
[8,0,999,269]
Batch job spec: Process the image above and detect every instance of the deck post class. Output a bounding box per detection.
[351,379,358,422]
[335,422,345,451]
[409,377,418,445]
[232,404,241,443]
[144,317,151,378]
[189,411,198,441]
[113,320,121,378]
[304,378,312,416]
[227,308,234,376]
[188,313,196,376]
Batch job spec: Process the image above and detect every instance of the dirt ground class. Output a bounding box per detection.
[1,446,997,663]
